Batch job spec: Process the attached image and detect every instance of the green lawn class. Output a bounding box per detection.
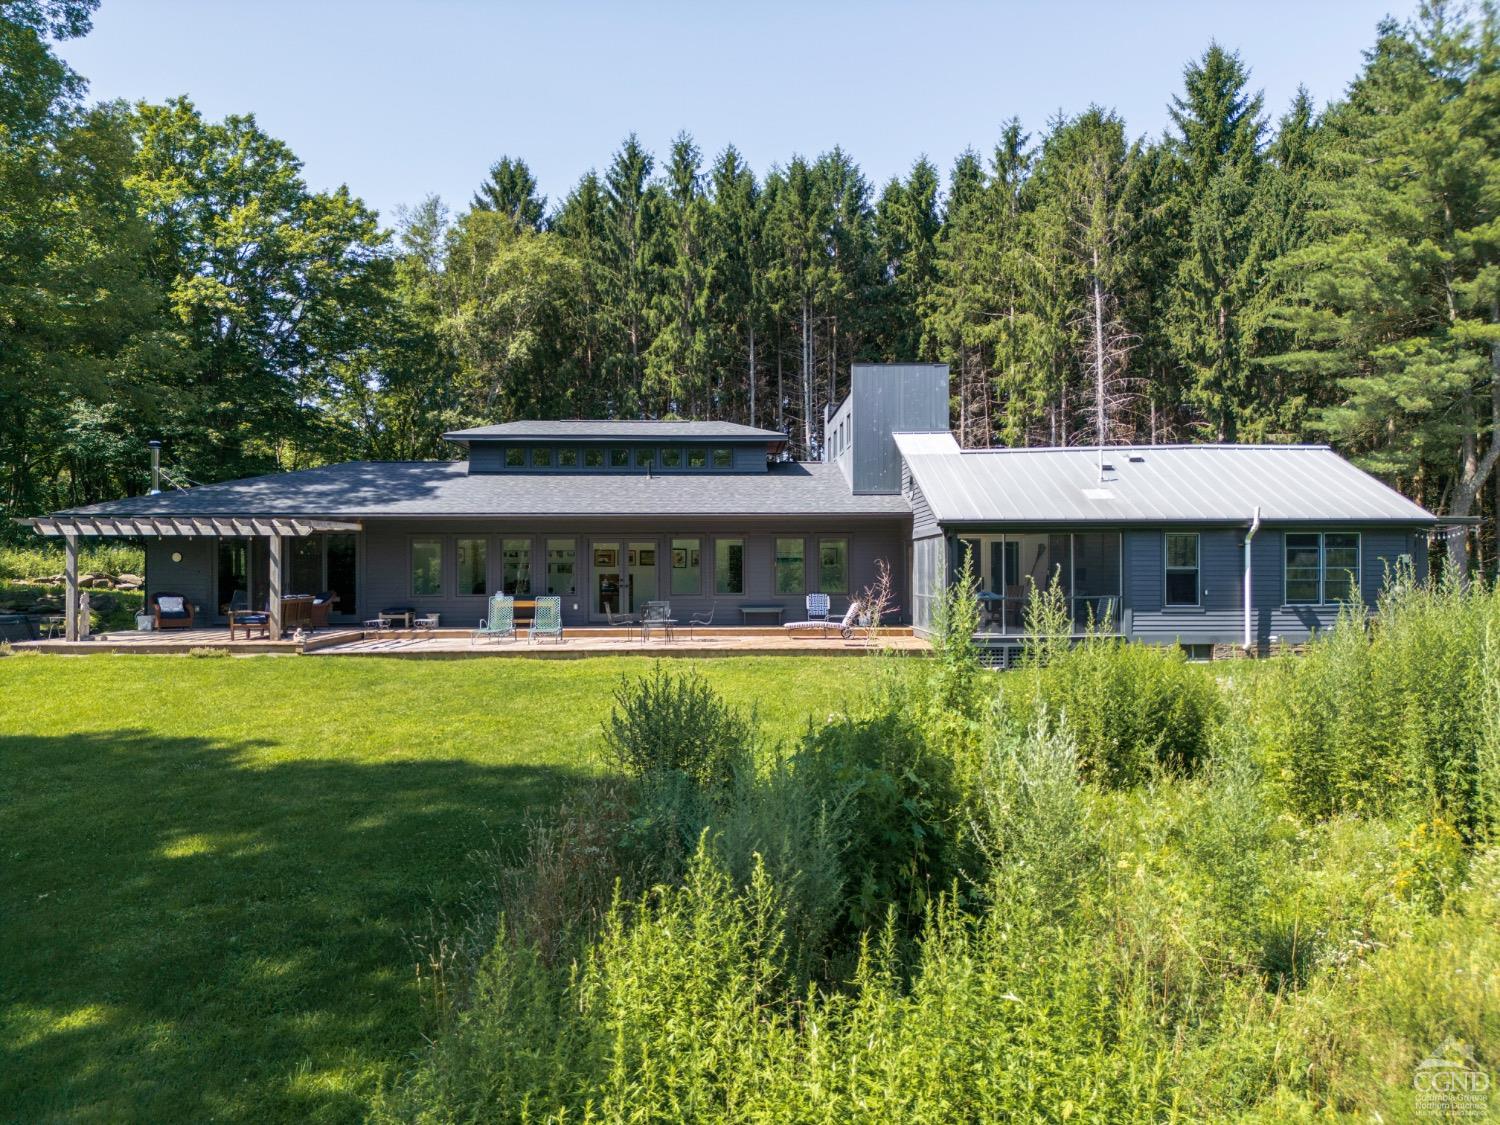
[0,653,885,1123]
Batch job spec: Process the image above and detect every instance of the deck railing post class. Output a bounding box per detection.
[64,532,79,642]
[268,534,283,639]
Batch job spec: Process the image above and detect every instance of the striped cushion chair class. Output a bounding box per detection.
[528,596,563,644]
[473,594,515,644]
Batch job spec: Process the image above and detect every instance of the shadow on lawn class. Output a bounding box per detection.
[0,728,585,1124]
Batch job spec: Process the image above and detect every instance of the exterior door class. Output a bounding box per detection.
[592,542,623,617]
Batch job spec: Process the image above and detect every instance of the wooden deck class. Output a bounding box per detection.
[10,625,929,659]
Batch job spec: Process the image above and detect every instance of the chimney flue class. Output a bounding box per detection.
[148,440,162,494]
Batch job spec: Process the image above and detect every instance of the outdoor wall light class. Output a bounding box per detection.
[171,551,183,563]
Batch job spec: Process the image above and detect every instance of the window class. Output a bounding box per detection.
[661,447,682,469]
[505,447,525,467]
[457,537,488,596]
[558,448,577,468]
[546,539,576,596]
[584,448,604,468]
[411,539,443,596]
[774,537,806,594]
[671,537,701,595]
[610,448,630,468]
[1285,532,1361,605]
[819,538,849,594]
[531,447,552,468]
[688,447,707,469]
[1164,532,1199,607]
[502,538,532,595]
[635,447,654,468]
[715,538,745,594]
[289,536,322,595]
[712,447,732,468]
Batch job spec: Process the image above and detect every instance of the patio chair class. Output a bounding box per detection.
[805,593,831,622]
[687,601,716,638]
[640,600,676,642]
[309,591,340,629]
[473,594,516,644]
[528,596,563,644]
[837,598,863,640]
[150,591,195,630]
[605,605,638,640]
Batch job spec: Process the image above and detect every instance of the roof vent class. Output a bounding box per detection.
[1100,462,1115,473]
[1128,454,1146,463]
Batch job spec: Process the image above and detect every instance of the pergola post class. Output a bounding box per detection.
[64,532,79,642]
[267,534,283,639]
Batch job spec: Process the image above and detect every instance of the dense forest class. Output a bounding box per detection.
[1,0,1496,571]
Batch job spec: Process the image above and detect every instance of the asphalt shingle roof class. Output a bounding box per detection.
[56,460,909,519]
[894,438,1436,525]
[444,420,788,442]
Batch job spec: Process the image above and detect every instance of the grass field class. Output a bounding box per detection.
[0,653,886,1123]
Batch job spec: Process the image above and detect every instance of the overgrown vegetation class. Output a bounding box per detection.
[386,578,1500,1121]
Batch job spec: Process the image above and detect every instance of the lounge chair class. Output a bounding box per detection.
[783,593,838,638]
[150,592,195,630]
[528,596,563,644]
[473,594,516,644]
[605,605,638,639]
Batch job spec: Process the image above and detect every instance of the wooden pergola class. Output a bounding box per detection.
[21,516,363,641]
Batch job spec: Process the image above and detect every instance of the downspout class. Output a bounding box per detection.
[1243,506,1262,652]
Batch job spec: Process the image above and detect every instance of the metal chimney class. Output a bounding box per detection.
[148,440,162,494]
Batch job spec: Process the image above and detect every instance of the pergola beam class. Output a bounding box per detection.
[19,517,362,538]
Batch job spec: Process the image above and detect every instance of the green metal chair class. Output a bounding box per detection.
[528,595,563,644]
[473,594,515,644]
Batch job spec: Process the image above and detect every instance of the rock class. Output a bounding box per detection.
[115,573,143,588]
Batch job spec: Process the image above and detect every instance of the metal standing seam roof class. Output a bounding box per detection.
[51,460,911,520]
[443,420,789,442]
[893,437,1436,525]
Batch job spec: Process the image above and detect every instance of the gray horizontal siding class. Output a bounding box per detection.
[145,537,216,617]
[904,464,939,539]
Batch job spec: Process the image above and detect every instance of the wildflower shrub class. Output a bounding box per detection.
[386,577,1500,1122]
[1252,574,1500,836]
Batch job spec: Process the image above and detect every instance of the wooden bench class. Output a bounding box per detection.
[739,604,785,625]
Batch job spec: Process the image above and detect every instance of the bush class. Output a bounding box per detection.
[795,696,962,934]
[1005,635,1223,787]
[1253,575,1500,837]
[603,663,754,790]
[0,542,144,581]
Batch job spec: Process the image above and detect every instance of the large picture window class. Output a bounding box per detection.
[819,538,849,594]
[1164,532,1199,607]
[546,539,575,596]
[715,538,744,595]
[1285,532,1361,605]
[671,537,701,595]
[775,538,806,595]
[502,539,532,595]
[411,539,443,597]
[457,537,488,596]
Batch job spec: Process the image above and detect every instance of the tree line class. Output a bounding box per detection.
[1,0,1495,571]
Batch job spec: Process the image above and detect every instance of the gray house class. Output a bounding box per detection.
[26,363,1437,655]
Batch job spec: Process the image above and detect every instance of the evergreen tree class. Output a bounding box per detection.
[644,133,710,415]
[470,155,546,230]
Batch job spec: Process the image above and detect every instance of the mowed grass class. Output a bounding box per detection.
[0,653,885,1123]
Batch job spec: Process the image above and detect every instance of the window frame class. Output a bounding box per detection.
[714,537,745,595]
[818,537,849,595]
[410,536,444,598]
[688,447,707,469]
[1284,531,1362,606]
[456,536,489,598]
[712,447,732,469]
[774,537,806,596]
[501,537,533,597]
[530,446,552,468]
[557,447,578,468]
[584,448,604,468]
[609,448,630,468]
[671,536,702,596]
[660,447,683,469]
[504,447,525,468]
[635,447,654,468]
[545,538,577,597]
[1163,531,1200,608]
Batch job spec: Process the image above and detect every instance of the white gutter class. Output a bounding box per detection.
[1244,506,1262,651]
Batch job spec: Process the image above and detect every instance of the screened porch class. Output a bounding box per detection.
[955,530,1123,636]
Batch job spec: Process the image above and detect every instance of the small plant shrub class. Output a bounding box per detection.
[1006,635,1223,787]
[603,663,754,790]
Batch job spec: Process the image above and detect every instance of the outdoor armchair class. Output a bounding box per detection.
[604,605,638,639]
[687,601,716,638]
[150,592,195,630]
[473,594,516,644]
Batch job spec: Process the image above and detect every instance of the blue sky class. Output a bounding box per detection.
[60,0,1405,225]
